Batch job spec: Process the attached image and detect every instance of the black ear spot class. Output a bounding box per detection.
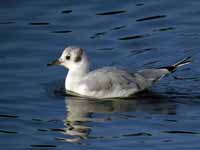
[74,48,83,62]
[74,55,82,62]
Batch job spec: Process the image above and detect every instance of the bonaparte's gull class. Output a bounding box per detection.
[48,46,191,99]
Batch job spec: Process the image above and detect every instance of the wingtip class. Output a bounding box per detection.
[173,56,192,67]
[161,56,192,72]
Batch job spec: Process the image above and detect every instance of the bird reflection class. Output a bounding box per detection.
[59,92,176,143]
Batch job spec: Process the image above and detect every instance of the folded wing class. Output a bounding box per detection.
[79,67,169,96]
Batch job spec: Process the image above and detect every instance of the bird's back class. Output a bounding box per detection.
[77,67,167,98]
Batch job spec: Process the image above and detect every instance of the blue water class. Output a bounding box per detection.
[1,0,200,149]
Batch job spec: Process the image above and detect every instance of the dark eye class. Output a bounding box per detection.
[66,55,70,60]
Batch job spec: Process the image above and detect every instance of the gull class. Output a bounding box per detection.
[48,46,191,99]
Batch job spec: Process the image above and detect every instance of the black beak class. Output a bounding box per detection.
[47,59,61,66]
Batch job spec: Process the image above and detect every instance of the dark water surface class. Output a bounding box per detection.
[1,0,200,149]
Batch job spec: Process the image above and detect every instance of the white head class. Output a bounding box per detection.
[48,46,90,73]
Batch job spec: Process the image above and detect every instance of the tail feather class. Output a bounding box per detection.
[163,56,192,72]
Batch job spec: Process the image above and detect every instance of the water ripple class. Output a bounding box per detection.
[61,10,72,14]
[153,27,175,32]
[0,114,18,118]
[136,3,144,6]
[0,130,18,134]
[164,131,199,135]
[90,32,106,39]
[129,48,157,56]
[50,128,65,132]
[37,129,48,132]
[136,15,166,22]
[29,22,50,26]
[96,10,126,16]
[123,132,152,137]
[110,25,126,30]
[96,47,115,51]
[30,144,57,148]
[119,34,147,41]
[52,30,72,34]
[0,22,15,25]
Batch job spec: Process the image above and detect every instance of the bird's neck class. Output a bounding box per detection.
[65,60,90,91]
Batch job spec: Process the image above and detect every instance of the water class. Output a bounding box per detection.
[1,0,200,149]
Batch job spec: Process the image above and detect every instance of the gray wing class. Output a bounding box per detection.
[80,67,168,92]
[136,68,169,83]
[80,67,129,91]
